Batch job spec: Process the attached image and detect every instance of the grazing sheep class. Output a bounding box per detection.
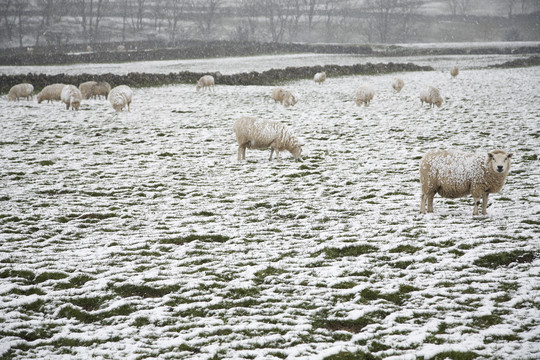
[355,86,375,107]
[108,85,133,112]
[420,149,513,215]
[233,116,303,162]
[271,87,298,107]
[79,81,98,100]
[420,86,443,108]
[314,71,326,85]
[37,83,65,104]
[450,66,459,78]
[117,45,126,52]
[92,81,111,99]
[196,75,215,92]
[61,85,83,110]
[8,83,34,101]
[392,78,404,92]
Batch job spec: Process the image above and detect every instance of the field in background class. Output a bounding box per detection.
[0,58,539,359]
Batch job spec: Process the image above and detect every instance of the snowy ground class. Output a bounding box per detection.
[0,52,532,76]
[0,59,539,360]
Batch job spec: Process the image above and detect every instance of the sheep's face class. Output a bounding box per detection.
[196,83,201,91]
[290,145,302,161]
[434,98,443,107]
[72,101,80,110]
[37,94,43,104]
[488,151,512,174]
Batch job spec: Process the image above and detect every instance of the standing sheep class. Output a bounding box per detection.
[79,81,98,100]
[233,116,303,162]
[314,72,326,85]
[355,86,375,107]
[392,78,405,93]
[420,149,513,215]
[271,87,298,107]
[196,75,215,92]
[108,85,133,112]
[420,86,443,108]
[37,83,65,104]
[450,66,459,78]
[8,83,34,101]
[92,81,111,99]
[61,85,83,110]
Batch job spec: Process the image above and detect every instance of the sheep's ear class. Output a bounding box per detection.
[507,153,513,159]
[488,152,494,159]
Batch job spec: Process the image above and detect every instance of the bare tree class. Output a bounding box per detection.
[263,0,292,42]
[364,0,423,43]
[1,0,15,41]
[446,0,472,16]
[14,0,28,47]
[131,0,146,31]
[236,0,259,41]
[504,0,518,18]
[151,0,165,31]
[193,0,221,39]
[36,0,69,46]
[79,0,108,43]
[166,0,189,44]
[305,0,317,36]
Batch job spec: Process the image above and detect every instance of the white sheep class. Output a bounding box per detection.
[450,66,459,78]
[420,86,443,108]
[314,71,326,85]
[92,81,111,99]
[233,116,303,162]
[108,85,133,112]
[420,149,513,215]
[37,83,65,104]
[392,78,404,93]
[61,85,83,110]
[271,87,297,107]
[8,83,34,101]
[355,86,374,107]
[196,75,215,91]
[79,81,98,100]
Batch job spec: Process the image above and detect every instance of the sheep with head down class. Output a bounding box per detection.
[61,85,83,110]
[233,116,303,162]
[314,71,326,85]
[271,87,297,107]
[355,85,374,107]
[392,78,404,93]
[420,149,513,215]
[196,75,215,92]
[451,66,459,78]
[108,85,133,112]
[37,83,65,104]
[8,83,34,101]
[420,86,443,108]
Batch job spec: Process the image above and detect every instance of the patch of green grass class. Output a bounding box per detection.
[133,316,151,327]
[389,245,421,254]
[323,350,380,360]
[0,269,36,284]
[253,266,287,285]
[160,234,230,245]
[419,351,479,360]
[368,341,391,352]
[111,283,180,298]
[8,286,45,296]
[192,211,215,216]
[392,260,414,269]
[38,160,55,166]
[473,250,536,269]
[57,304,137,323]
[332,281,357,289]
[360,284,418,306]
[34,271,69,283]
[314,244,378,258]
[470,314,503,328]
[21,299,46,313]
[69,295,111,311]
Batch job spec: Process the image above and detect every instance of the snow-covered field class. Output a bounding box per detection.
[1,58,539,360]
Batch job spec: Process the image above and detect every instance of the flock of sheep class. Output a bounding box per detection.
[6,65,512,216]
[8,81,132,112]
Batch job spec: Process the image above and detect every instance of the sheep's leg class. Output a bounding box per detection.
[66,103,69,110]
[275,150,281,162]
[269,148,274,161]
[420,194,426,214]
[482,193,489,215]
[427,193,435,213]
[238,143,247,160]
[473,196,481,215]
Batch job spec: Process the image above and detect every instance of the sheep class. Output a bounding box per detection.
[392,78,405,93]
[79,81,98,100]
[196,75,215,92]
[8,83,34,101]
[450,66,459,78]
[233,116,303,162]
[37,83,65,104]
[314,71,326,85]
[271,87,298,107]
[61,85,83,110]
[92,81,111,99]
[108,85,133,112]
[355,86,374,107]
[420,149,513,215]
[420,86,443,108]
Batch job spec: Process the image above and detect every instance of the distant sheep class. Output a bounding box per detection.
[92,81,111,99]
[108,85,133,112]
[196,75,215,92]
[8,83,34,101]
[79,81,98,100]
[271,87,297,107]
[420,149,512,215]
[314,71,326,85]
[355,86,374,107]
[450,66,459,78]
[37,83,65,104]
[233,116,303,162]
[392,78,404,92]
[420,86,443,108]
[61,85,83,110]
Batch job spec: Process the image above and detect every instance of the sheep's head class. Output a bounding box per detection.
[37,93,43,103]
[72,100,80,110]
[434,97,443,108]
[290,145,302,161]
[195,83,201,91]
[488,150,512,174]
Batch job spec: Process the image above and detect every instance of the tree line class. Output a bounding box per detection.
[1,0,539,48]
